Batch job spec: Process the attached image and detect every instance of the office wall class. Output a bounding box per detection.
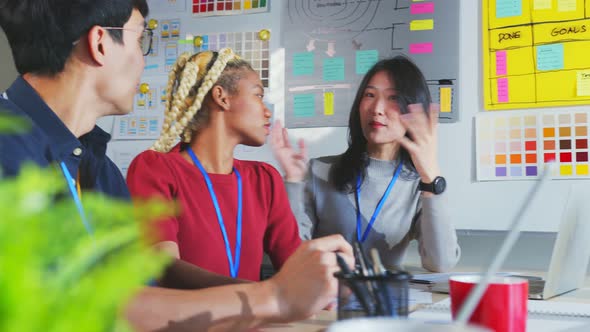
[100,0,589,232]
[0,2,586,272]
[285,0,585,232]
[0,29,18,91]
[430,0,589,273]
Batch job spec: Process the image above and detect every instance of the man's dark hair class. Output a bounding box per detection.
[0,0,149,76]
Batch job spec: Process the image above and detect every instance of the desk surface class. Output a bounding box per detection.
[256,310,335,332]
[255,292,449,332]
[256,269,590,332]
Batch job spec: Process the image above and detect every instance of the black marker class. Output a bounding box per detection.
[410,279,435,285]
[353,241,387,315]
[335,253,373,316]
[370,248,393,315]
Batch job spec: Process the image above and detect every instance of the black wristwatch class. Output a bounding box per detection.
[418,176,446,195]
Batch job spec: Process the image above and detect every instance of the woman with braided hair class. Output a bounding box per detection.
[127,48,301,281]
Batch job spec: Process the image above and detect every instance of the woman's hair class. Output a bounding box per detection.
[151,48,253,152]
[329,55,432,192]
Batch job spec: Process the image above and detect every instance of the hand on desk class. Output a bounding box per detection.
[267,234,355,322]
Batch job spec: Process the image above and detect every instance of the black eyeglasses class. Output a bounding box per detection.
[102,27,154,56]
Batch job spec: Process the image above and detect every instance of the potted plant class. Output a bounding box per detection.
[0,112,172,331]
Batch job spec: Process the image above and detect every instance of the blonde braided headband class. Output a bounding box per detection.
[151,48,239,152]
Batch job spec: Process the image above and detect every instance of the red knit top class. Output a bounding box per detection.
[127,144,301,281]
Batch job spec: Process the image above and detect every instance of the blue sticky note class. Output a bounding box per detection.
[323,57,345,81]
[293,52,314,76]
[496,0,522,18]
[293,94,315,117]
[537,44,564,71]
[356,50,379,75]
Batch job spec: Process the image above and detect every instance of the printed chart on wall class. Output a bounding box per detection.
[282,0,460,128]
[483,0,590,110]
[143,24,271,87]
[143,16,183,76]
[115,0,272,138]
[112,82,165,140]
[192,0,268,16]
[191,30,271,87]
[476,109,590,180]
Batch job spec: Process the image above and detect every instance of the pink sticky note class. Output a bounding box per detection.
[497,78,509,103]
[496,51,507,76]
[409,42,433,54]
[411,2,435,14]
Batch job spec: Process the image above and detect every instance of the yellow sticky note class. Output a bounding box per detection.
[534,0,552,10]
[577,71,590,96]
[440,87,452,113]
[410,19,434,31]
[558,0,577,11]
[324,92,334,116]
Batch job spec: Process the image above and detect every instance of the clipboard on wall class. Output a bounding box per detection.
[428,79,458,123]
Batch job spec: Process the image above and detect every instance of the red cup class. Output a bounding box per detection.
[449,276,528,332]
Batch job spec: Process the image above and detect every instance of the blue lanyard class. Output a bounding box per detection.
[187,148,242,278]
[3,91,93,238]
[355,162,403,243]
[59,162,94,236]
[2,92,93,237]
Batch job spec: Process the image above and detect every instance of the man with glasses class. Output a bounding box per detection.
[98,26,154,56]
[0,1,353,331]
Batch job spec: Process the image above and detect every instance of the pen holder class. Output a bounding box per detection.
[334,270,411,320]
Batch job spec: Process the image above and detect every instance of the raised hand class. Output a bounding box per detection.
[270,120,308,182]
[398,103,442,184]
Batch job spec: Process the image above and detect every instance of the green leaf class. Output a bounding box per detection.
[0,165,174,331]
[0,112,30,134]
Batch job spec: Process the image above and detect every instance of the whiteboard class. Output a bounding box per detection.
[282,0,460,127]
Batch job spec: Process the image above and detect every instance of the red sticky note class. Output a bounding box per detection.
[409,42,433,54]
[411,2,435,14]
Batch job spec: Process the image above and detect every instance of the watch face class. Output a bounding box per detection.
[433,177,446,194]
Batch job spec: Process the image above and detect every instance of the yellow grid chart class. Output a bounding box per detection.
[483,0,590,110]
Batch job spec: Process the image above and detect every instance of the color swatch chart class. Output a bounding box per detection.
[483,0,590,110]
[193,31,270,87]
[192,0,268,16]
[476,109,590,180]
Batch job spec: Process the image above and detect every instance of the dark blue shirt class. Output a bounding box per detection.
[0,77,129,199]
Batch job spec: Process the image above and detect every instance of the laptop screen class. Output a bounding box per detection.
[543,184,590,299]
